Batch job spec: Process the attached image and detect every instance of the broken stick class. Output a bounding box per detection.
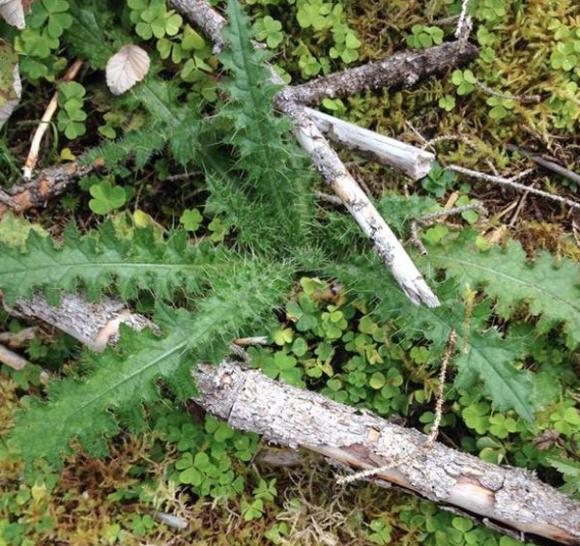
[22,59,83,180]
[305,108,435,180]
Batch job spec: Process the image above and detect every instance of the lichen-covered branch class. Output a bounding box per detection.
[6,293,154,352]
[168,0,226,53]
[5,291,579,544]
[195,361,580,545]
[279,41,479,106]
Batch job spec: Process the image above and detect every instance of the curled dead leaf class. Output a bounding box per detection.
[106,44,150,96]
[0,0,25,29]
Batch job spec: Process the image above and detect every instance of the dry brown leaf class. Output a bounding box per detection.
[0,0,25,29]
[106,44,150,96]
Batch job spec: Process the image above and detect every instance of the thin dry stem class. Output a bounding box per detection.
[418,203,485,224]
[449,165,580,210]
[409,221,428,256]
[23,59,83,179]
[0,327,39,348]
[475,81,541,104]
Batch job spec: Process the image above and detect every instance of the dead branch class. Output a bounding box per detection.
[279,102,440,307]
[305,107,435,180]
[475,81,541,104]
[278,41,478,106]
[6,293,155,352]
[195,361,579,544]
[507,144,580,186]
[0,326,39,348]
[418,203,485,224]
[169,0,227,53]
[6,292,580,545]
[0,343,29,370]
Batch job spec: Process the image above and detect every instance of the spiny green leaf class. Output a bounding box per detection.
[328,257,536,419]
[427,232,580,348]
[216,0,313,252]
[455,330,533,421]
[0,224,229,304]
[9,260,292,467]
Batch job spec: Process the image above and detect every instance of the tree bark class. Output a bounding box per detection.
[5,291,580,545]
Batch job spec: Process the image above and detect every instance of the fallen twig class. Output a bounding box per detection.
[507,144,580,186]
[22,59,83,180]
[418,203,485,224]
[475,81,541,104]
[279,41,478,106]
[305,107,435,180]
[233,336,269,347]
[280,102,440,307]
[153,511,189,531]
[409,221,428,256]
[454,0,472,42]
[315,190,343,206]
[0,326,39,348]
[448,164,580,211]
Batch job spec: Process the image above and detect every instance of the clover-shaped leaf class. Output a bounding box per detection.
[88,180,128,215]
[253,15,283,48]
[406,25,444,49]
[451,69,477,95]
[438,94,456,112]
[180,208,203,232]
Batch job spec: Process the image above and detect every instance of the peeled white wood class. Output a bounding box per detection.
[305,107,435,180]
[280,102,439,307]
